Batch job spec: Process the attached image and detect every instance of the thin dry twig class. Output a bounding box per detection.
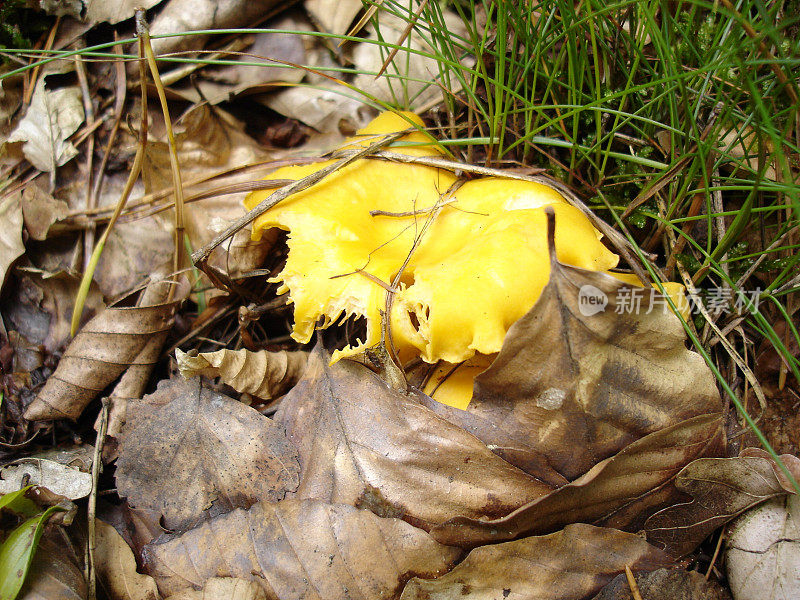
[22,16,60,107]
[344,0,386,42]
[376,0,429,78]
[85,397,109,600]
[624,565,644,600]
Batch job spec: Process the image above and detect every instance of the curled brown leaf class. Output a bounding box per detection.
[431,413,724,547]
[24,297,177,421]
[448,224,723,481]
[644,452,800,557]
[176,347,308,400]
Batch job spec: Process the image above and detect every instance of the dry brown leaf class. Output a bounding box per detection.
[350,10,469,110]
[276,346,555,529]
[148,0,282,57]
[20,184,69,241]
[430,413,723,547]
[143,498,462,599]
[0,457,92,499]
[306,0,364,36]
[644,452,800,557]
[176,347,308,400]
[85,0,165,24]
[0,66,23,135]
[450,227,723,481]
[95,519,160,600]
[7,79,84,172]
[164,577,267,600]
[591,568,732,600]
[717,124,776,180]
[24,283,178,421]
[94,175,173,299]
[0,193,25,289]
[263,9,467,131]
[181,14,308,106]
[725,492,800,600]
[400,523,672,600]
[31,269,105,353]
[2,270,104,354]
[116,377,300,531]
[262,87,376,135]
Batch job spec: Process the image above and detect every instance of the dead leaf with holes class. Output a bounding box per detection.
[115,378,300,531]
[143,498,462,599]
[400,523,672,600]
[176,347,308,400]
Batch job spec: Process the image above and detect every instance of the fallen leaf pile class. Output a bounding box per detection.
[1,7,797,589]
[6,104,798,599]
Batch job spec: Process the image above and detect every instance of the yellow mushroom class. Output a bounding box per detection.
[245,111,622,406]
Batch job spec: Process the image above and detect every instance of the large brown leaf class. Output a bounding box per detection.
[116,378,300,531]
[276,347,554,529]
[399,523,672,600]
[644,451,800,557]
[431,413,723,547]
[143,498,462,599]
[448,224,723,481]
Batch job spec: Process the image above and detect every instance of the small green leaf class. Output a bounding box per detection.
[0,487,38,519]
[0,505,65,600]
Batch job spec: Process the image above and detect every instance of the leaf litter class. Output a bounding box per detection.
[116,377,300,531]
[1,4,798,598]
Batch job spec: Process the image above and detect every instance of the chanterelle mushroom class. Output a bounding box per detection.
[245,111,619,401]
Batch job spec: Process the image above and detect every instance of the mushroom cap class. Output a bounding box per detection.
[245,111,619,368]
